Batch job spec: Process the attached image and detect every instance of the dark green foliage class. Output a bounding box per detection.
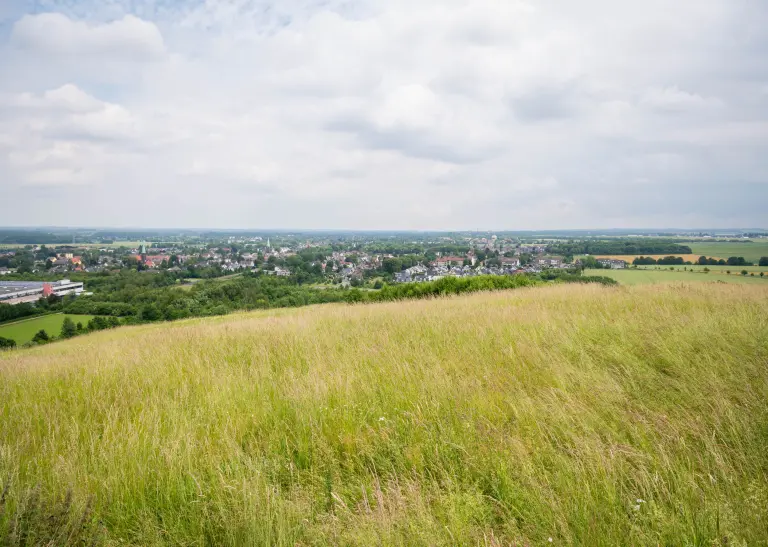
[759,257,768,267]
[634,256,694,266]
[698,256,727,266]
[0,303,41,324]
[60,318,77,339]
[0,337,16,349]
[550,239,692,256]
[31,330,49,344]
[727,257,752,266]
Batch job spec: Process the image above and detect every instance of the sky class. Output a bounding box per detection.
[0,0,766,230]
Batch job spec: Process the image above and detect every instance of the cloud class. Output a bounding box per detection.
[11,13,165,60]
[0,0,766,229]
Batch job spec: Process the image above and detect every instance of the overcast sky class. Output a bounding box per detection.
[0,0,766,230]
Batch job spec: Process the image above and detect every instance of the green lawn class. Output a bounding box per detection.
[0,314,95,345]
[685,240,768,263]
[585,268,768,285]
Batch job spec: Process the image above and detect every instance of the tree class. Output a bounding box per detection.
[76,322,84,332]
[703,267,710,273]
[32,330,50,343]
[60,317,77,338]
[761,272,765,278]
[741,270,748,276]
[0,336,16,349]
[759,257,768,267]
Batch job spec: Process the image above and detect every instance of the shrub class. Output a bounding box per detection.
[31,329,50,344]
[60,317,77,338]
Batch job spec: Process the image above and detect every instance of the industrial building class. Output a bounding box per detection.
[0,280,85,305]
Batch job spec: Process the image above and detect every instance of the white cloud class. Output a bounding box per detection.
[0,0,766,229]
[11,13,165,60]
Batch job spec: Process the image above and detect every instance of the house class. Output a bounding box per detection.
[597,259,627,269]
[395,271,412,283]
[434,256,465,267]
[536,256,563,268]
[500,257,521,267]
[0,267,15,276]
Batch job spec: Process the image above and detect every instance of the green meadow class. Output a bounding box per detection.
[586,268,768,285]
[2,284,768,545]
[0,314,95,345]
[685,240,768,262]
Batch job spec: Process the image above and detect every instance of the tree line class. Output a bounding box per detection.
[549,239,692,256]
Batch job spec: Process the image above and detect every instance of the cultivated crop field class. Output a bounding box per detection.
[1,284,767,545]
[593,253,717,262]
[586,268,768,285]
[685,240,768,263]
[0,314,95,345]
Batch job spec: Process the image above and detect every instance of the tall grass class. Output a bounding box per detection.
[1,283,767,545]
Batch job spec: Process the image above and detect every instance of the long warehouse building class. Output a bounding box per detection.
[0,279,85,305]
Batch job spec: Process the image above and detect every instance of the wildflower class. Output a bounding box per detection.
[379,417,385,421]
[548,538,553,543]
[636,498,645,504]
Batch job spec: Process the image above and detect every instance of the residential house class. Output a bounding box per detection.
[597,259,627,269]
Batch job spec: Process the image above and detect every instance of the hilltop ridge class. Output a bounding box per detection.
[2,283,768,545]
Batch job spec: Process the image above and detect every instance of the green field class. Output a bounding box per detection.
[0,314,95,344]
[0,241,143,250]
[685,240,768,262]
[586,268,768,285]
[2,284,768,545]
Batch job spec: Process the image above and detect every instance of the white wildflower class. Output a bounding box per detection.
[379,417,385,421]
[636,498,645,504]
[548,538,553,543]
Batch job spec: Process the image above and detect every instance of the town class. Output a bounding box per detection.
[1,232,632,294]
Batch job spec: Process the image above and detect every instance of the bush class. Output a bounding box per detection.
[60,317,77,338]
[0,336,16,349]
[32,329,50,344]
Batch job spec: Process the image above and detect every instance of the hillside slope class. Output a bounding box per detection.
[2,284,768,545]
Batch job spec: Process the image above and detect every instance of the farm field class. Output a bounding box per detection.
[0,314,95,344]
[585,268,767,285]
[638,264,768,274]
[0,241,143,250]
[2,284,768,545]
[685,240,768,263]
[592,253,718,262]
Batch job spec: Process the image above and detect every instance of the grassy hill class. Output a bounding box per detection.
[1,284,767,545]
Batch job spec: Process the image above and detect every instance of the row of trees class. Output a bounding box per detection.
[632,255,762,266]
[549,239,692,257]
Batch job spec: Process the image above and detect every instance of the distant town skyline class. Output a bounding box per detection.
[1,0,766,229]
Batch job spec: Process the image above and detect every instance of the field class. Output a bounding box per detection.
[2,284,768,545]
[0,314,95,344]
[0,241,143,249]
[593,253,717,262]
[585,268,767,285]
[686,240,768,263]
